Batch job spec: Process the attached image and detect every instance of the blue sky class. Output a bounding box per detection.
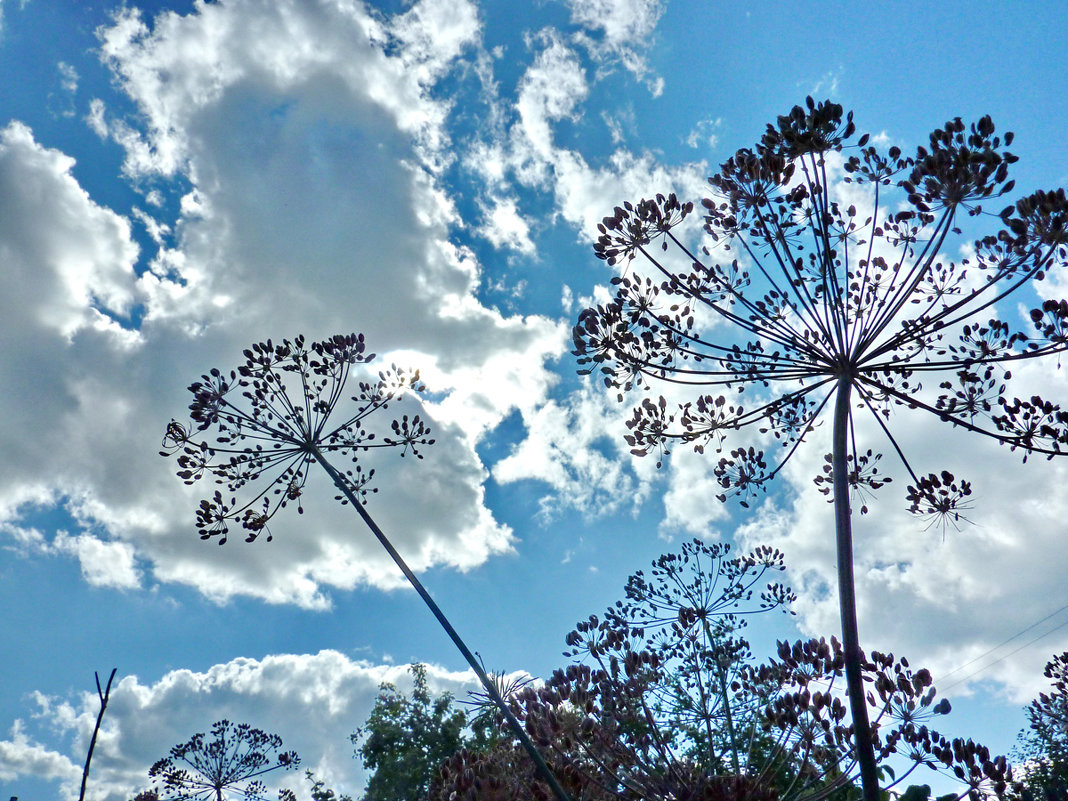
[2,0,1068,798]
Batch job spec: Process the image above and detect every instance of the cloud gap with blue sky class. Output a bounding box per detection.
[2,0,1068,798]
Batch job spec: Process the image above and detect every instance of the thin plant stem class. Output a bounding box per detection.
[79,668,117,801]
[831,375,878,801]
[701,618,740,776]
[309,447,573,801]
[718,661,740,776]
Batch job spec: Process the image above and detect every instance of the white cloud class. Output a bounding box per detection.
[478,194,535,253]
[387,0,481,88]
[461,27,712,523]
[550,146,707,235]
[656,448,730,539]
[130,206,170,245]
[567,0,665,87]
[0,0,570,606]
[514,31,589,165]
[57,61,79,98]
[52,531,141,589]
[685,116,721,150]
[505,32,707,234]
[462,22,705,245]
[808,70,841,97]
[0,652,482,800]
[0,720,80,785]
[0,121,140,341]
[86,97,107,138]
[95,0,478,179]
[494,384,651,520]
[0,121,148,545]
[0,523,45,551]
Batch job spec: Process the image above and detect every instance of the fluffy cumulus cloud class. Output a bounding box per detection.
[494,383,655,520]
[0,0,578,606]
[478,193,535,254]
[0,121,139,344]
[50,532,141,589]
[472,26,705,234]
[0,0,723,605]
[0,652,481,800]
[0,119,149,582]
[461,17,716,523]
[567,0,665,88]
[0,721,81,786]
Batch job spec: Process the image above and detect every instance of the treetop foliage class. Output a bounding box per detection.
[354,664,468,801]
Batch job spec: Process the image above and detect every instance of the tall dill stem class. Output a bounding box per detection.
[310,447,573,801]
[718,661,740,776]
[832,374,878,801]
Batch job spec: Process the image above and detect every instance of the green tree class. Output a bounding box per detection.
[354,664,468,801]
[1012,652,1068,800]
[304,771,354,801]
[573,99,1068,801]
[431,543,1012,801]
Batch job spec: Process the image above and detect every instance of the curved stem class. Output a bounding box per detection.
[79,669,117,801]
[309,448,572,801]
[831,375,879,801]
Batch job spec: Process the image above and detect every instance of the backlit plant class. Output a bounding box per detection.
[572,98,1068,800]
[162,333,572,801]
[146,720,299,801]
[430,543,1013,801]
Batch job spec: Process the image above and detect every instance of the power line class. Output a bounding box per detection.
[940,608,1068,693]
[937,600,1068,684]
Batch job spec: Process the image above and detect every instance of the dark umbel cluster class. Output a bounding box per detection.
[575,100,1068,527]
[115,100,1065,801]
[161,333,433,544]
[573,99,1068,800]
[427,541,1016,801]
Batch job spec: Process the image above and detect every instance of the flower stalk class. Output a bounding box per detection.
[573,98,1068,800]
[310,446,572,801]
[163,334,572,801]
[831,373,878,799]
[79,668,116,801]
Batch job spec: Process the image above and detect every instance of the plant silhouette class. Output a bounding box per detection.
[589,540,795,777]
[146,720,299,801]
[431,542,1013,800]
[573,99,1068,800]
[78,668,117,801]
[161,333,571,801]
